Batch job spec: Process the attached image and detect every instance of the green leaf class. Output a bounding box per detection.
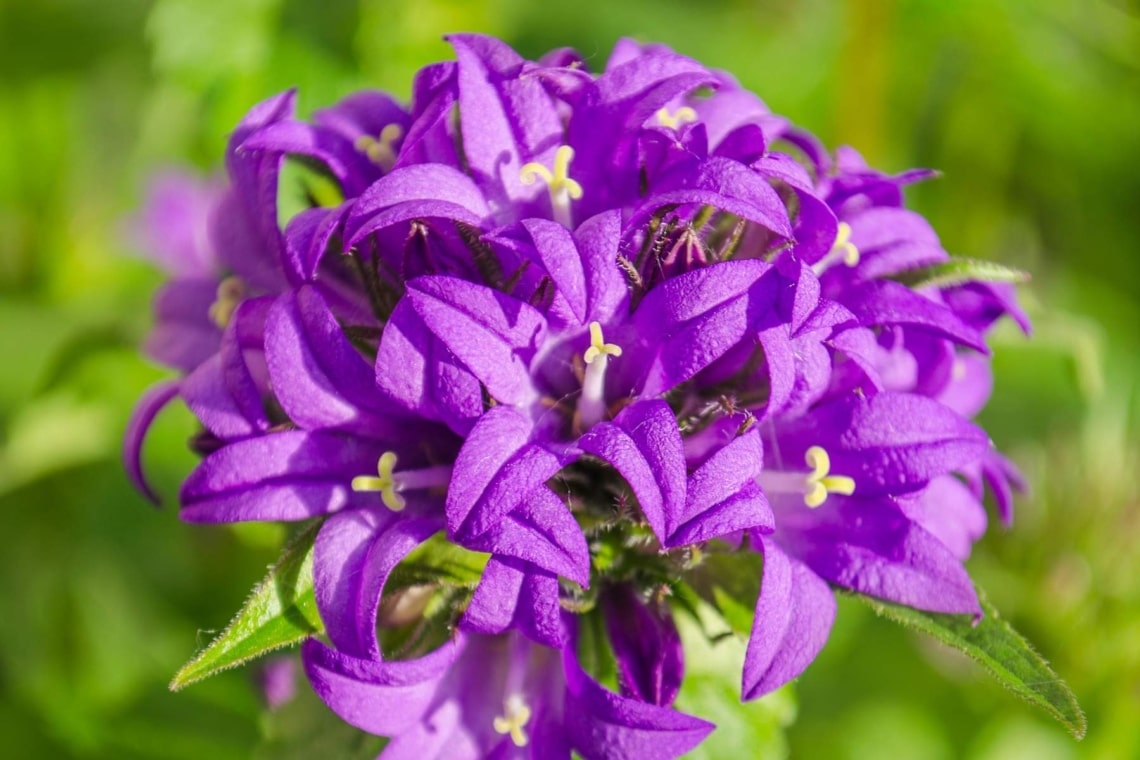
[892,258,1031,290]
[674,598,796,759]
[386,532,489,590]
[857,588,1086,739]
[171,521,324,691]
[684,547,764,637]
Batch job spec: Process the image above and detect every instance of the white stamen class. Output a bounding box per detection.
[520,145,582,229]
[208,276,245,329]
[354,124,404,171]
[577,321,622,430]
[656,106,698,130]
[757,445,856,508]
[493,694,532,748]
[351,452,452,511]
[811,222,861,276]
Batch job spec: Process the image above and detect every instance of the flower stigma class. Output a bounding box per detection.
[519,145,583,228]
[354,124,404,172]
[812,222,860,275]
[351,452,453,511]
[758,445,856,508]
[803,445,856,507]
[207,276,245,329]
[578,321,622,431]
[656,106,698,130]
[492,694,532,748]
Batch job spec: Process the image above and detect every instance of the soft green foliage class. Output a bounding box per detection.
[1,0,1137,757]
[859,590,1085,739]
[675,605,797,760]
[171,521,324,691]
[894,258,1031,290]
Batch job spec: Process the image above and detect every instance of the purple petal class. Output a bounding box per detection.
[394,63,460,169]
[842,207,948,281]
[223,91,294,287]
[570,50,717,213]
[123,379,181,505]
[145,278,222,372]
[302,637,457,737]
[266,285,409,439]
[315,508,442,658]
[448,34,563,210]
[623,259,779,397]
[129,171,220,277]
[841,279,988,354]
[374,296,484,435]
[180,431,379,523]
[181,297,272,441]
[347,164,490,245]
[281,205,350,282]
[743,536,835,700]
[578,399,685,544]
[782,496,981,615]
[942,281,1032,335]
[630,157,792,238]
[463,485,591,585]
[563,643,714,760]
[446,405,562,541]
[671,429,773,546]
[775,391,992,496]
[601,585,684,707]
[897,476,987,561]
[462,556,564,648]
[405,276,546,406]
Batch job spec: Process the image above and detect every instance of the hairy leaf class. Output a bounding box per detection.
[171,521,323,690]
[858,588,1086,739]
[892,258,1030,290]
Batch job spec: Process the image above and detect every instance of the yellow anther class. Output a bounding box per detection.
[351,451,406,511]
[656,106,698,130]
[354,124,404,170]
[803,445,856,508]
[583,321,622,365]
[208,276,245,329]
[493,696,532,748]
[831,222,860,267]
[520,145,584,201]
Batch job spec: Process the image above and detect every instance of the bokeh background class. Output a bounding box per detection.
[1,0,1137,757]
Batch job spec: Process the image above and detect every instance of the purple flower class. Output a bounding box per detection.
[127,33,1034,757]
[303,628,713,759]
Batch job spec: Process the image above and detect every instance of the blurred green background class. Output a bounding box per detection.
[1,0,1137,757]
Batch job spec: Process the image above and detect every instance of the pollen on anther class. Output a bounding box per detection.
[656,106,698,129]
[350,451,406,511]
[519,146,583,200]
[208,276,245,329]
[803,445,856,508]
[493,696,532,748]
[833,222,860,267]
[583,321,622,364]
[354,124,404,170]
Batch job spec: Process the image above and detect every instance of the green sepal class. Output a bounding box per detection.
[857,588,1086,739]
[683,545,765,638]
[170,520,324,691]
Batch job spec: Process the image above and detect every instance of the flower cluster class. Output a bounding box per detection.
[128,34,1029,758]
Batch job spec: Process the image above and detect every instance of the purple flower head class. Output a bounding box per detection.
[127,33,1035,757]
